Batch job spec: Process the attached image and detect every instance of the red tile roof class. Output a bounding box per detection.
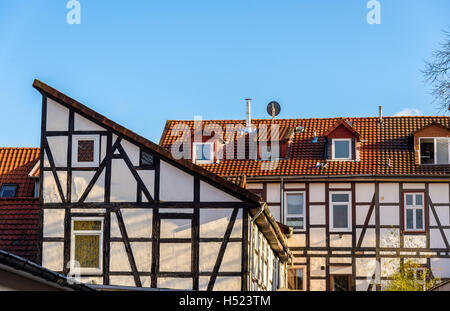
[0,148,39,262]
[159,117,450,178]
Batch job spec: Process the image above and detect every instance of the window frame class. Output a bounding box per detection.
[192,142,214,164]
[287,267,305,291]
[329,191,352,232]
[331,138,352,160]
[72,135,100,168]
[70,217,104,275]
[403,192,426,233]
[419,137,450,165]
[284,191,306,232]
[0,184,18,198]
[139,148,155,169]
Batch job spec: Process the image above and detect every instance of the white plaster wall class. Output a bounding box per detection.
[309,184,325,202]
[74,113,104,131]
[266,184,280,203]
[380,228,400,248]
[200,181,241,202]
[356,205,374,225]
[309,205,325,225]
[310,257,326,277]
[159,243,191,272]
[131,242,152,272]
[329,234,352,248]
[137,170,155,202]
[431,258,450,278]
[121,209,153,238]
[355,183,375,202]
[43,171,67,203]
[431,229,447,248]
[330,265,352,274]
[110,242,132,272]
[206,277,241,291]
[158,277,192,290]
[379,183,399,203]
[246,183,263,189]
[71,171,105,202]
[200,208,242,238]
[160,219,191,239]
[404,235,426,248]
[356,258,377,277]
[109,276,135,287]
[120,139,140,166]
[329,183,351,189]
[403,183,425,189]
[111,159,137,202]
[284,183,305,189]
[46,98,69,131]
[356,279,371,291]
[380,206,399,226]
[47,136,68,167]
[381,258,400,277]
[310,228,326,247]
[310,279,326,291]
[429,183,450,204]
[431,206,450,226]
[267,205,280,222]
[287,234,306,247]
[356,228,376,247]
[199,242,241,273]
[43,209,65,238]
[42,242,64,272]
[110,213,121,238]
[160,160,193,202]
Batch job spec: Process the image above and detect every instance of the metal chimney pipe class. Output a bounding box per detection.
[379,106,383,124]
[245,98,252,130]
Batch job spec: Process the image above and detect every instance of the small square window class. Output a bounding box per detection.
[193,143,214,164]
[288,268,304,290]
[72,135,100,167]
[0,184,17,198]
[77,140,94,162]
[140,150,154,167]
[332,139,352,160]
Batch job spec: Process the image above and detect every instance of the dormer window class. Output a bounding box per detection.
[0,184,17,198]
[193,142,214,164]
[332,138,352,160]
[420,138,450,165]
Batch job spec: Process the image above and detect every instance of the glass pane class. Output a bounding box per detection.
[436,139,449,164]
[286,194,303,215]
[74,221,102,231]
[286,217,304,230]
[196,144,212,161]
[420,139,435,164]
[333,205,348,228]
[288,269,303,290]
[406,209,414,229]
[416,209,424,229]
[415,194,423,206]
[78,140,95,162]
[74,235,100,268]
[334,140,350,159]
[332,275,350,291]
[405,195,413,206]
[141,150,154,166]
[0,185,17,198]
[332,193,349,203]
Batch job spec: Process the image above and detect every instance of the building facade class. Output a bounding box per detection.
[33,80,290,291]
[159,114,450,291]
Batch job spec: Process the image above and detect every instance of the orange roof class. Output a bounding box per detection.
[159,117,450,178]
[0,148,40,262]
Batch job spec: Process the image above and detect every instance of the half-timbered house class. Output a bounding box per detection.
[32,80,291,291]
[159,111,450,291]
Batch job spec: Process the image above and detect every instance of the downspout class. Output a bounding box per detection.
[248,203,266,290]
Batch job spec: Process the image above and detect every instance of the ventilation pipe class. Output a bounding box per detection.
[379,106,383,124]
[245,98,252,132]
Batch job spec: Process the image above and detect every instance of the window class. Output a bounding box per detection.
[72,135,100,167]
[34,181,39,198]
[330,192,352,232]
[0,184,18,198]
[140,149,154,167]
[420,138,450,165]
[192,142,214,164]
[284,192,305,231]
[70,218,103,274]
[331,275,352,291]
[332,138,352,160]
[403,193,425,232]
[288,268,304,290]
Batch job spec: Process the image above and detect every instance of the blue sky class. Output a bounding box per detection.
[0,0,449,147]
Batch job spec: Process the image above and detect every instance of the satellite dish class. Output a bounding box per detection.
[267,101,281,119]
